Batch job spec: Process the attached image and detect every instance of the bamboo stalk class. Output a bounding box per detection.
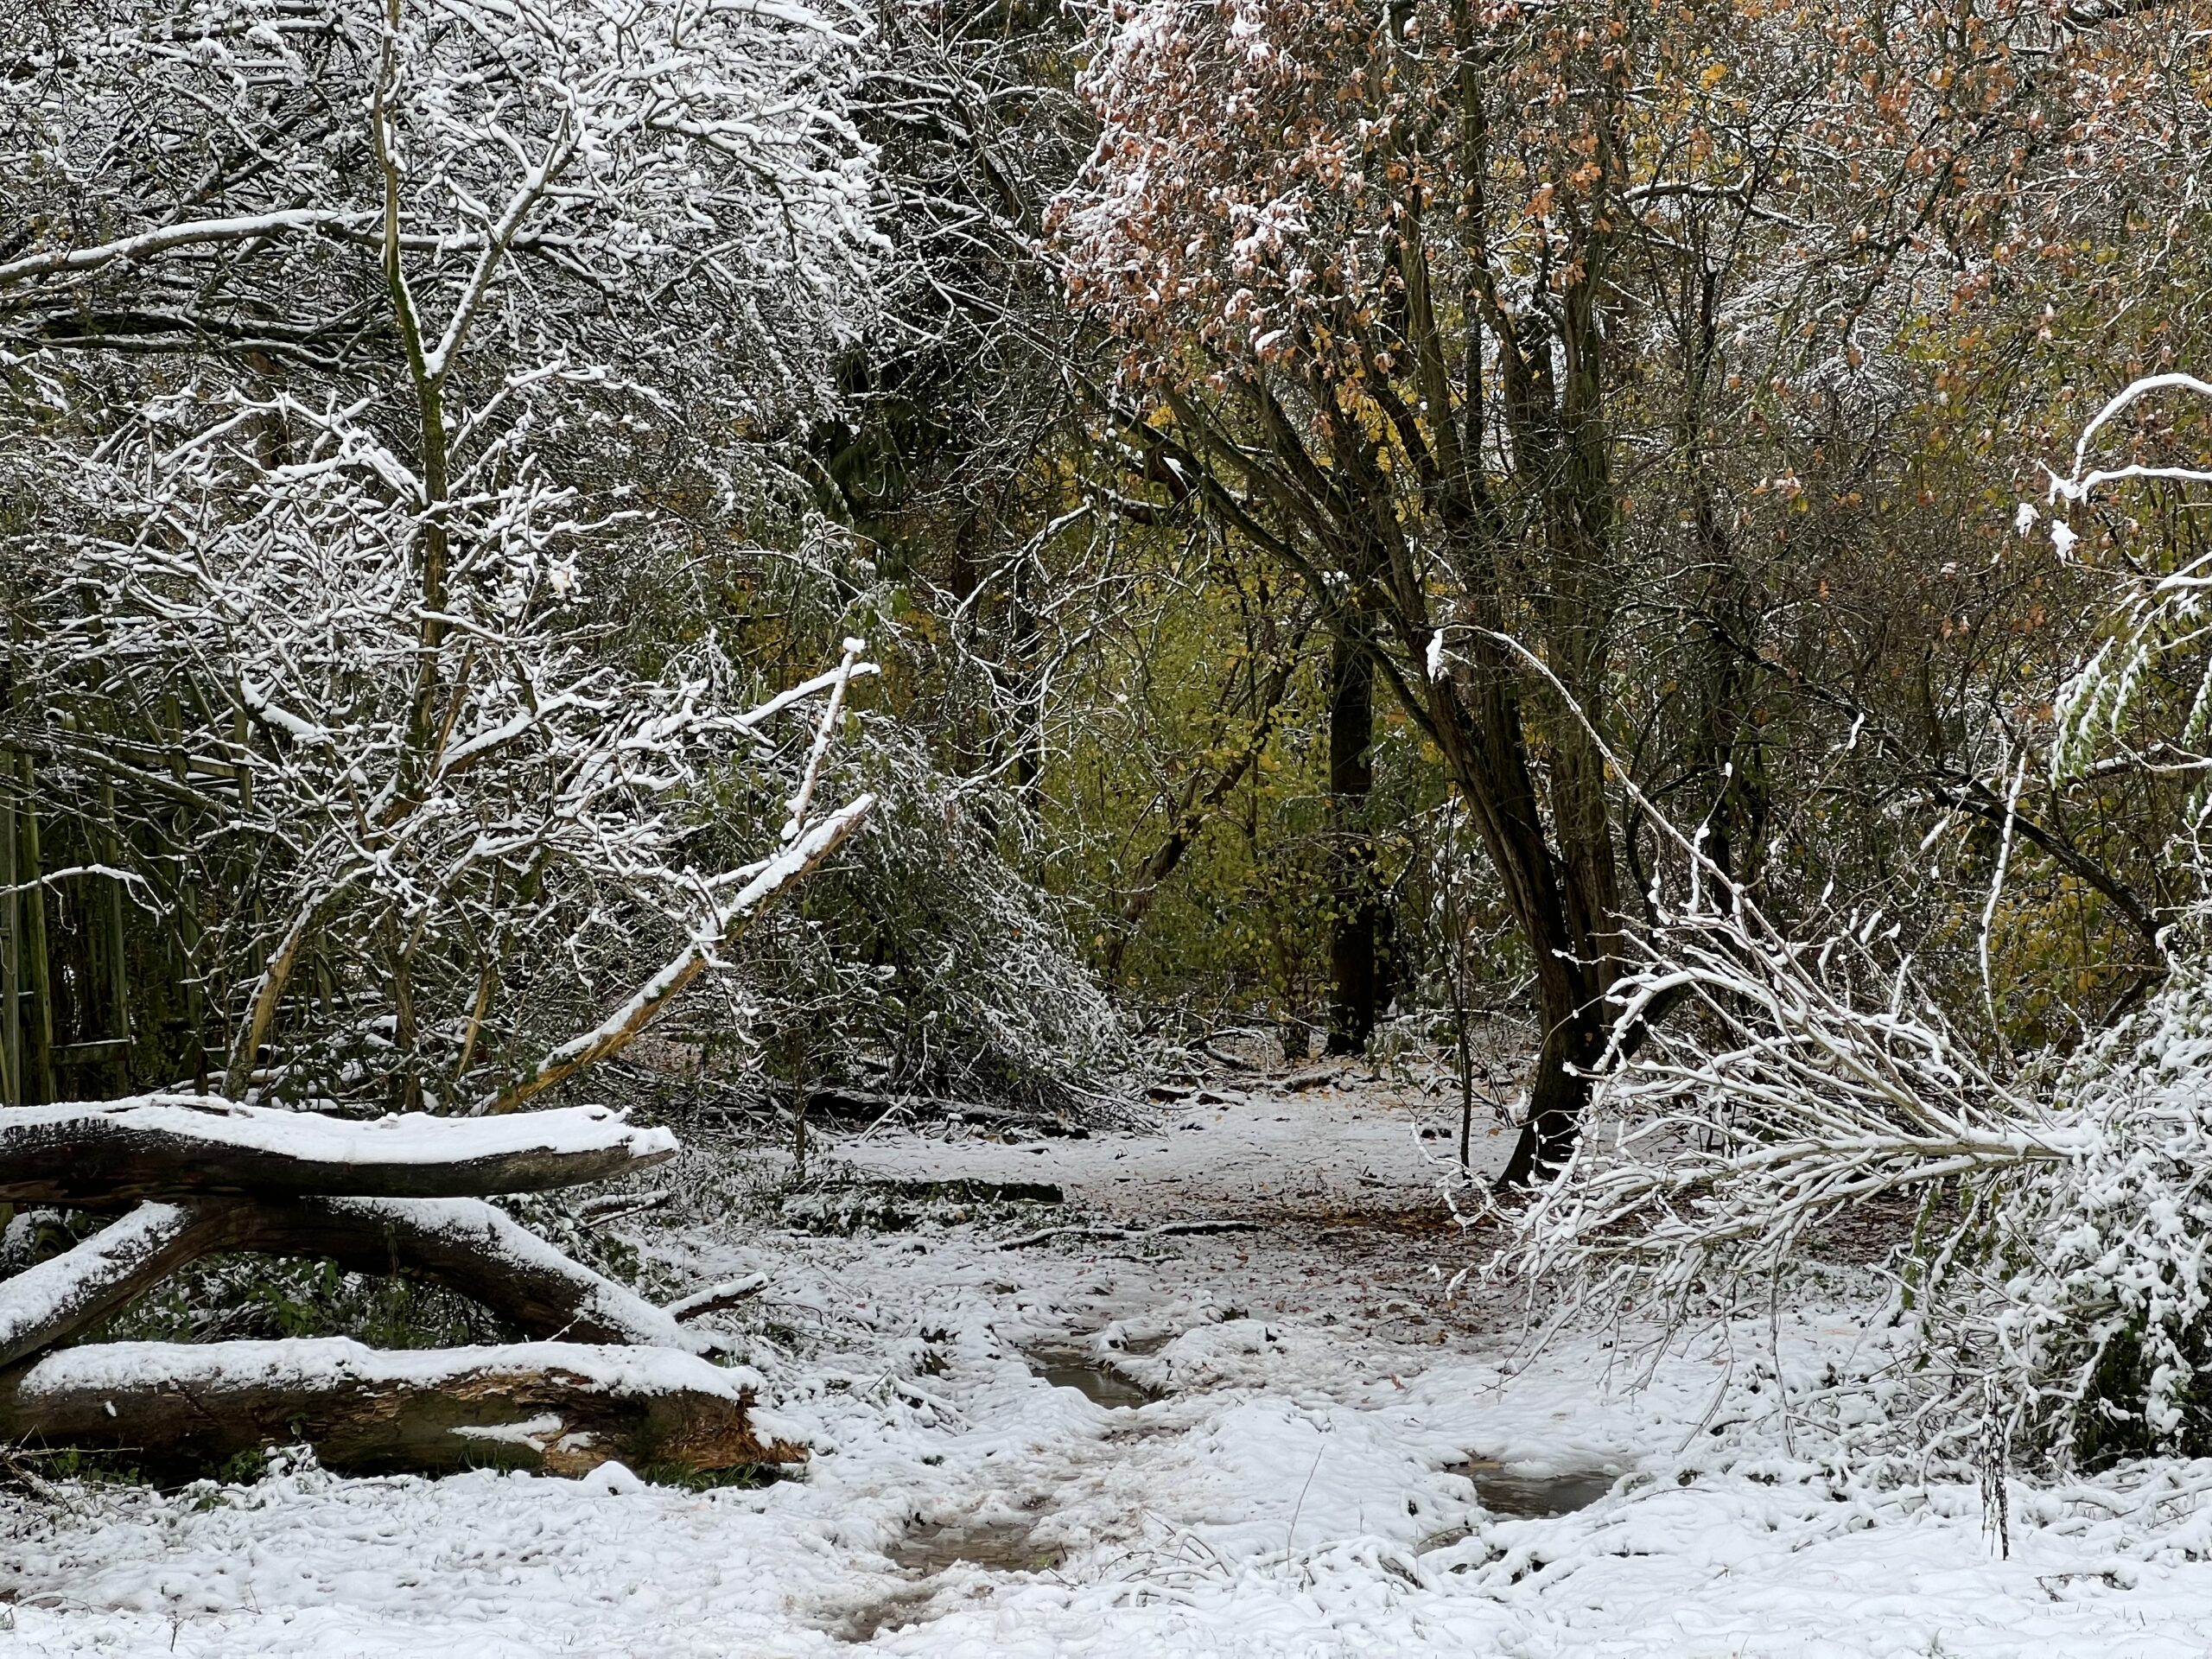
[17,753,52,1104]
[2,763,17,1107]
[165,691,207,1094]
[100,776,130,1048]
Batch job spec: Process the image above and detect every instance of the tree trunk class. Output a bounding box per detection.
[0,1195,711,1369]
[1,765,16,1108]
[1325,626,1378,1056]
[1417,632,1610,1190]
[243,1197,711,1352]
[1492,986,1603,1189]
[0,1338,803,1477]
[0,1097,677,1206]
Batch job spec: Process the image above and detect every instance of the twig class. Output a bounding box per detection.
[998,1218,1258,1250]
[1286,1435,1326,1552]
[576,1189,670,1224]
[665,1273,770,1321]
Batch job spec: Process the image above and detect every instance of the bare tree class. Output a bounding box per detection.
[0,0,882,1109]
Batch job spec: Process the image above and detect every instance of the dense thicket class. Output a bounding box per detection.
[0,0,1109,1121]
[8,0,2212,1464]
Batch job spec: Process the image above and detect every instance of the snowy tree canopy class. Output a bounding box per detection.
[0,0,887,1113]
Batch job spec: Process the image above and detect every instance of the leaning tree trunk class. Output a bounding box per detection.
[0,1193,712,1370]
[1419,624,1612,1192]
[1492,982,1605,1190]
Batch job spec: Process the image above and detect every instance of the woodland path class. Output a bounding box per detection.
[5,1061,2212,1655]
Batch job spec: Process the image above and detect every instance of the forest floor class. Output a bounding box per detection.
[6,1046,2212,1655]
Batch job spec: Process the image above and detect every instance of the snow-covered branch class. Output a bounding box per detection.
[483,791,876,1115]
[1498,371,2212,1470]
[1,0,886,1116]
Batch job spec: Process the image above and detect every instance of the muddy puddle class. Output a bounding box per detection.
[1446,1459,1618,1518]
[831,1519,1065,1643]
[1030,1348,1156,1408]
[892,1516,1066,1575]
[831,1586,937,1645]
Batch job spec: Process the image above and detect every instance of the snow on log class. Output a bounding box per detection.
[238,1198,715,1354]
[0,1204,233,1370]
[0,1198,715,1367]
[0,1097,677,1205]
[0,1338,807,1477]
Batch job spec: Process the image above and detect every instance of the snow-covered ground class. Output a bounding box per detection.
[7,1062,2212,1656]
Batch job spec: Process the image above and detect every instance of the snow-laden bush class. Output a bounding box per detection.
[1981,984,2212,1464]
[721,724,1134,1115]
[1498,372,2212,1472]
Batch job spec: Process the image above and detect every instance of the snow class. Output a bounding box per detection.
[0,1203,194,1365]
[1,1096,677,1173]
[451,1413,568,1448]
[6,1066,2212,1655]
[833,1069,1478,1217]
[14,1338,766,1405]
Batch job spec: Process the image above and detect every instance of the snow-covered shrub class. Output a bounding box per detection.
[1970,375,2212,1466]
[1499,372,2212,1472]
[1980,986,2212,1465]
[721,725,1134,1115]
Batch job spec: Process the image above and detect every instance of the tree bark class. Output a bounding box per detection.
[0,1338,803,1477]
[1325,625,1378,1055]
[0,1098,677,1205]
[0,1195,709,1368]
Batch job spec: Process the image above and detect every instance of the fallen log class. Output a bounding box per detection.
[998,1217,1259,1250]
[0,1196,714,1367]
[0,1203,232,1369]
[795,1087,1096,1141]
[0,1097,677,1205]
[245,1197,711,1353]
[0,1338,806,1477]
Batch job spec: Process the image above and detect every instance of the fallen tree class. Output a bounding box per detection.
[0,1339,803,1477]
[0,1099,677,1206]
[0,1195,715,1370]
[0,1107,798,1477]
